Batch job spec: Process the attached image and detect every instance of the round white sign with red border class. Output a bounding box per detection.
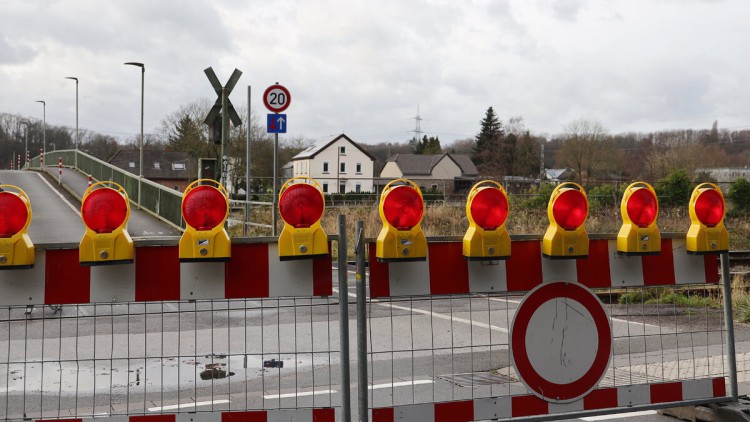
[263,84,291,113]
[510,281,612,403]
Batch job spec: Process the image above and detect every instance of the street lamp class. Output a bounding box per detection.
[124,62,145,208]
[65,76,79,168]
[20,120,29,169]
[35,100,46,161]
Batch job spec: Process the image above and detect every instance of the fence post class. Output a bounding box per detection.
[338,214,351,421]
[721,252,739,401]
[355,220,368,422]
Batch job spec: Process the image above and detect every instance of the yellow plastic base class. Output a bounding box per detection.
[376,226,427,262]
[0,234,35,269]
[463,226,510,260]
[79,229,134,265]
[542,225,589,259]
[687,223,729,254]
[617,224,661,255]
[179,228,231,262]
[278,223,328,260]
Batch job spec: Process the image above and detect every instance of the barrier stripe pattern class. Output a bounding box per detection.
[371,378,726,421]
[0,243,332,306]
[369,238,719,298]
[35,408,336,421]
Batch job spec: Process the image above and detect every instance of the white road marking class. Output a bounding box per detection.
[581,410,656,420]
[263,389,336,399]
[369,380,433,389]
[333,288,507,332]
[148,399,230,411]
[487,296,662,330]
[36,172,81,216]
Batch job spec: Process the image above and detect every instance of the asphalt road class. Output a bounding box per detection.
[0,266,734,421]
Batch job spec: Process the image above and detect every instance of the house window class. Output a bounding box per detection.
[323,162,329,173]
[355,183,361,193]
[339,146,346,155]
[340,162,346,173]
[129,162,135,168]
[339,182,346,193]
[172,163,186,170]
[431,184,438,191]
[356,163,362,173]
[154,162,161,170]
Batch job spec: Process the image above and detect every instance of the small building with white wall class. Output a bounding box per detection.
[290,134,376,194]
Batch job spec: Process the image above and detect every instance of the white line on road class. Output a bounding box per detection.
[581,410,656,420]
[334,288,508,333]
[263,389,336,399]
[486,296,662,330]
[369,380,434,390]
[36,172,81,216]
[148,399,230,411]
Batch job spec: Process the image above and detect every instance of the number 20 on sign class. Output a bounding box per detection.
[263,84,291,113]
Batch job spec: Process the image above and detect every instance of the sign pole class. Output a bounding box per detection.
[221,87,228,189]
[272,132,278,236]
[245,85,251,236]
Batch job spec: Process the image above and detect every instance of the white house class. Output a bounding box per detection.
[379,153,478,193]
[290,134,376,194]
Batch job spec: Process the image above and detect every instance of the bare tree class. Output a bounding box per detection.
[557,118,613,184]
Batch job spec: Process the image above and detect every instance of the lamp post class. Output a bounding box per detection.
[20,120,29,169]
[65,77,79,168]
[35,100,46,160]
[124,62,145,208]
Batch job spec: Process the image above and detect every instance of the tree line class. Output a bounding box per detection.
[2,103,749,191]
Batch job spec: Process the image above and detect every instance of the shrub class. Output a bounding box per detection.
[519,183,555,210]
[655,170,693,208]
[588,184,621,212]
[729,177,750,215]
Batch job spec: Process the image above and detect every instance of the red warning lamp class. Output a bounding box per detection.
[82,188,128,233]
[694,188,724,227]
[617,182,661,255]
[278,177,328,260]
[179,179,231,262]
[79,181,133,265]
[376,179,427,262]
[0,192,28,237]
[0,185,34,269]
[687,183,728,254]
[182,186,228,230]
[463,180,511,260]
[542,182,589,259]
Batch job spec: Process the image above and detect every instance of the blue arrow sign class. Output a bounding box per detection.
[267,113,287,134]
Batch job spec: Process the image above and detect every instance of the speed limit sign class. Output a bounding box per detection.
[263,84,291,113]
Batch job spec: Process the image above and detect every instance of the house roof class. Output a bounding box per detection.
[545,168,575,180]
[292,133,376,161]
[385,153,478,177]
[109,150,194,180]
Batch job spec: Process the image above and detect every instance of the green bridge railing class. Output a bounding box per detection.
[31,149,184,231]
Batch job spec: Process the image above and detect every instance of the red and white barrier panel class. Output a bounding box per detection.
[0,243,332,306]
[369,238,719,298]
[36,407,335,421]
[372,377,726,421]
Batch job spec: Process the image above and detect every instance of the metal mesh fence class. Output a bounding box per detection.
[0,297,341,420]
[366,285,728,411]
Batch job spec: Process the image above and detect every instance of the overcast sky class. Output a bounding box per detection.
[1,0,748,145]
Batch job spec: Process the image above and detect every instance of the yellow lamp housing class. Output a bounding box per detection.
[463,180,511,260]
[278,177,328,261]
[179,179,231,262]
[376,179,427,262]
[79,181,134,266]
[617,182,661,255]
[542,182,589,259]
[0,184,35,269]
[687,183,729,254]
